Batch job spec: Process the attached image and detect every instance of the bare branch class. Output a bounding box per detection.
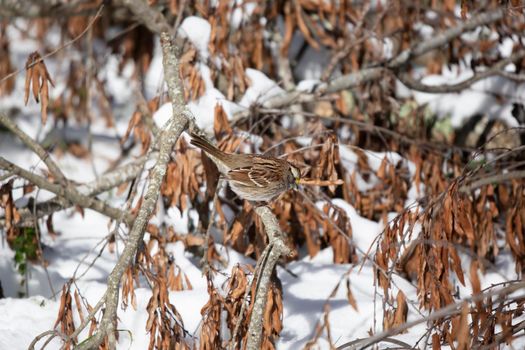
[397,50,525,93]
[0,157,132,224]
[0,0,96,18]
[387,8,505,68]
[0,156,146,227]
[496,70,525,81]
[27,329,63,350]
[74,32,189,350]
[246,206,292,350]
[0,113,67,184]
[115,0,171,35]
[461,170,525,192]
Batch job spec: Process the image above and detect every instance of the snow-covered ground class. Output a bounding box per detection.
[1,15,523,350]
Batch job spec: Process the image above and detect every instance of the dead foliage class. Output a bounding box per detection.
[122,96,159,155]
[376,144,525,346]
[54,285,77,349]
[343,150,410,222]
[161,137,204,213]
[24,52,55,125]
[199,265,282,350]
[145,274,189,350]
[54,284,102,349]
[179,47,206,101]
[383,290,408,331]
[137,227,192,349]
[0,180,21,246]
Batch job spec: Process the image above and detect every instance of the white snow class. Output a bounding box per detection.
[239,68,285,108]
[179,17,211,59]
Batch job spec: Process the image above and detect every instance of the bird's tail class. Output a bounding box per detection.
[189,133,225,160]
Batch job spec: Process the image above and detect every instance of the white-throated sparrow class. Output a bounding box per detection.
[190,133,300,202]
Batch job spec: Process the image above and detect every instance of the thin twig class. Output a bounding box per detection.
[461,170,525,192]
[28,329,64,350]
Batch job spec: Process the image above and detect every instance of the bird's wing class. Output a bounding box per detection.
[228,162,275,188]
[228,157,283,187]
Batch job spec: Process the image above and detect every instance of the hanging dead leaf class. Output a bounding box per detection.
[393,290,408,330]
[213,103,232,139]
[24,52,55,125]
[346,277,359,311]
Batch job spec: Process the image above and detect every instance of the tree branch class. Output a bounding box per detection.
[0,156,146,227]
[115,0,172,35]
[0,113,68,184]
[74,32,188,350]
[461,170,525,192]
[387,8,505,68]
[0,0,96,18]
[245,206,292,350]
[0,157,132,224]
[397,50,525,93]
[233,7,508,121]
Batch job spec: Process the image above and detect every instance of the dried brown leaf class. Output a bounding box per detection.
[345,278,358,311]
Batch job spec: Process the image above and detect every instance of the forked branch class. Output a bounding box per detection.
[74,32,189,350]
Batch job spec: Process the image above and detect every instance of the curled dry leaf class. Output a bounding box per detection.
[24,51,55,125]
[122,96,159,155]
[54,285,77,349]
[213,103,232,139]
[262,274,283,349]
[346,277,358,311]
[161,138,203,213]
[121,266,138,311]
[0,180,21,244]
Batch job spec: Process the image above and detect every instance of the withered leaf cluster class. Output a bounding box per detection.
[24,51,54,125]
[199,266,282,349]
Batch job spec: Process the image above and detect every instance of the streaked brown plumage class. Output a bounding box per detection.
[190,133,300,202]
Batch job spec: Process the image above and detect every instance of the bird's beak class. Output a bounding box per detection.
[292,178,300,190]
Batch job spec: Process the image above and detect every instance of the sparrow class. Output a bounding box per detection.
[190,133,300,202]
